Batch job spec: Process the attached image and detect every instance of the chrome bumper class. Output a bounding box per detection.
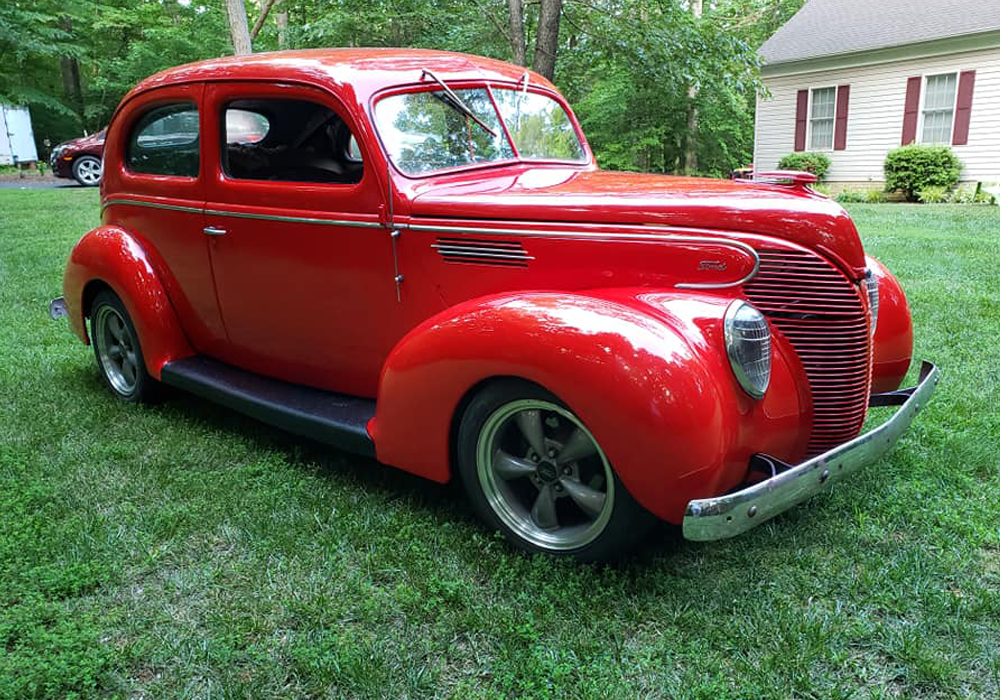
[683,361,939,541]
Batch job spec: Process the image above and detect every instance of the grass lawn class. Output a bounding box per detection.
[0,190,997,699]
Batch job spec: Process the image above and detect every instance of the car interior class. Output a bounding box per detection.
[222,98,364,184]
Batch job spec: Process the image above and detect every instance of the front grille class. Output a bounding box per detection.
[743,248,872,455]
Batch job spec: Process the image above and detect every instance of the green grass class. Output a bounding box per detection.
[0,191,997,699]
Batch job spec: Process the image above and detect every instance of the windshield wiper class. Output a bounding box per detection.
[420,69,498,137]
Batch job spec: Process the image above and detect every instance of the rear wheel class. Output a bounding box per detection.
[457,380,656,561]
[72,155,102,186]
[90,290,156,402]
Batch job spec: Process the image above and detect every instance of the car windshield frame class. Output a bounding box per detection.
[370,81,590,178]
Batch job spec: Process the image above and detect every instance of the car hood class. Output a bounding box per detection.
[408,168,866,273]
[57,129,106,151]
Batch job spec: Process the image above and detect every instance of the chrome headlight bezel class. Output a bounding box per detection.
[724,300,772,400]
[864,268,879,336]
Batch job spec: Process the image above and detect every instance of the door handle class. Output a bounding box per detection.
[203,226,228,236]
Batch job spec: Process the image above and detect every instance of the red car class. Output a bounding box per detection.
[50,49,937,560]
[50,129,106,186]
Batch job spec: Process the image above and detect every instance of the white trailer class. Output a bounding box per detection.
[0,105,39,165]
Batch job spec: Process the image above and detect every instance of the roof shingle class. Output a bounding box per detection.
[760,0,1000,66]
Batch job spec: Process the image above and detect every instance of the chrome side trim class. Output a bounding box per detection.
[102,198,203,215]
[102,197,382,229]
[101,198,759,288]
[407,222,759,289]
[682,361,939,542]
[203,208,383,229]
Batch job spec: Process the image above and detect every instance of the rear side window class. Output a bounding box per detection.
[127,103,199,177]
[221,98,363,184]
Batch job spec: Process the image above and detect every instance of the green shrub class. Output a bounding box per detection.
[949,183,998,205]
[884,145,962,202]
[777,152,832,182]
[836,189,867,203]
[918,185,950,204]
[865,189,888,203]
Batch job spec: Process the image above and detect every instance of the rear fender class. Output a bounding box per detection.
[371,289,806,522]
[63,225,194,379]
[868,255,913,393]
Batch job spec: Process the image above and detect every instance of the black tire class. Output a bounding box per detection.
[90,289,157,403]
[72,155,102,186]
[456,379,657,562]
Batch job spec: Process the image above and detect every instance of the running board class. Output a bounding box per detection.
[160,356,376,457]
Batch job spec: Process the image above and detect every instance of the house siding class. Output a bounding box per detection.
[755,46,1000,184]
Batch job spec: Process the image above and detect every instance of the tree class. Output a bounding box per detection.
[224,0,252,55]
[531,0,563,81]
[684,0,703,174]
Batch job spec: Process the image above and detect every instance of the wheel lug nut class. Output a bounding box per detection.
[530,453,539,462]
[563,467,572,475]
[547,448,557,458]
[554,483,563,492]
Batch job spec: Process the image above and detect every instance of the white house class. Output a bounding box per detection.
[754,0,1000,189]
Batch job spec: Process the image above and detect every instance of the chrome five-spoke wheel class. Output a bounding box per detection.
[90,289,155,402]
[477,399,614,550]
[95,305,139,395]
[458,380,655,560]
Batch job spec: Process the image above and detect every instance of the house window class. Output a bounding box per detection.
[809,87,836,150]
[920,73,957,144]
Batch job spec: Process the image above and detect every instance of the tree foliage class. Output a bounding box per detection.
[2,0,806,175]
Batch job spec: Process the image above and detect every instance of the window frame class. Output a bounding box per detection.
[806,85,837,152]
[368,80,593,179]
[917,71,960,145]
[124,100,201,179]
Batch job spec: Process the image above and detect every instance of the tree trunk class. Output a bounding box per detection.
[683,0,703,174]
[58,17,84,128]
[276,0,289,50]
[507,0,526,66]
[532,0,564,81]
[224,0,253,55]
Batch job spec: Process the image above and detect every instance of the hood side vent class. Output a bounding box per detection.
[432,237,532,268]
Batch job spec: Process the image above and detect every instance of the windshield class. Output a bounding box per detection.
[374,86,586,175]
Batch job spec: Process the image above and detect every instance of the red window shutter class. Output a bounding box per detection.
[952,70,976,146]
[901,77,921,145]
[794,89,808,151]
[834,84,850,150]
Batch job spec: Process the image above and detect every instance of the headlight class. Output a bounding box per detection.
[724,300,771,399]
[864,268,879,335]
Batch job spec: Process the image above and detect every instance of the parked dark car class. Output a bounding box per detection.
[49,129,106,186]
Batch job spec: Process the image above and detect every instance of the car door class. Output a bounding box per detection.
[202,81,398,397]
[102,83,227,355]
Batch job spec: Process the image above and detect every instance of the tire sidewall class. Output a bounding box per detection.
[90,290,150,403]
[456,379,655,562]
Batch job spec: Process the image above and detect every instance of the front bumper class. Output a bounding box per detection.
[683,361,939,541]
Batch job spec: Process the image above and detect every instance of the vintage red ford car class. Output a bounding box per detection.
[51,49,937,560]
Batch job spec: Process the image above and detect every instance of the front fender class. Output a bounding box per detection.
[371,289,806,523]
[63,225,194,379]
[867,255,913,393]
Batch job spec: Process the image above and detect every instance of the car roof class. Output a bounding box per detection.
[126,48,557,105]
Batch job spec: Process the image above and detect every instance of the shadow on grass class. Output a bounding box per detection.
[62,363,703,572]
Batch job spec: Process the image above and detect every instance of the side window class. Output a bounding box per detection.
[127,103,199,177]
[221,98,363,184]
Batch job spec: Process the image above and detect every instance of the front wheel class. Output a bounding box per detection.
[457,380,656,561]
[90,290,156,403]
[72,155,102,186]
